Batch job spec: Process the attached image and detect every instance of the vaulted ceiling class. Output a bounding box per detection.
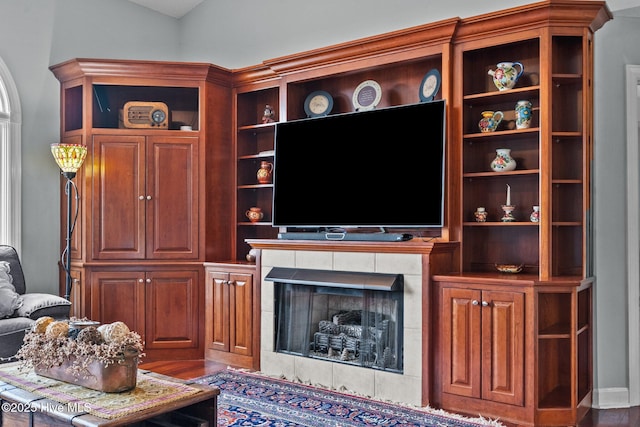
[126,0,204,18]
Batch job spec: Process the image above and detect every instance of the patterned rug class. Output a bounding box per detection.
[0,362,202,419]
[194,369,505,427]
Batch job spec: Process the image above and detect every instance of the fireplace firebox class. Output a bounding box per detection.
[266,267,403,373]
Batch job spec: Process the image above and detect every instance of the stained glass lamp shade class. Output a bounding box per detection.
[51,143,87,177]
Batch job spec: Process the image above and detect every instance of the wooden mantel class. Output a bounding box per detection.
[246,238,460,256]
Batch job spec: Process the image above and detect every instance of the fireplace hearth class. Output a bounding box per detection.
[266,267,403,373]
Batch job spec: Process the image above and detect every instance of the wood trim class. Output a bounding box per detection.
[454,0,611,43]
[49,58,230,83]
[247,238,459,255]
[263,18,459,76]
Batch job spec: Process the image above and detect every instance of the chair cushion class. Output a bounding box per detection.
[0,246,26,295]
[0,317,34,361]
[16,293,71,319]
[0,261,23,318]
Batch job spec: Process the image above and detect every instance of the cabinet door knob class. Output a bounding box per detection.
[472,300,479,306]
[146,278,151,283]
[228,280,236,286]
[139,195,145,200]
[146,195,152,200]
[482,301,490,307]
[138,279,144,283]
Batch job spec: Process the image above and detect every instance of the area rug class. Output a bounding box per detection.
[194,369,505,427]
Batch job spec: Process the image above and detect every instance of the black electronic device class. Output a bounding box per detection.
[277,231,413,242]
[272,100,446,231]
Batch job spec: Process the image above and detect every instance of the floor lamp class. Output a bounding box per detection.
[50,143,87,301]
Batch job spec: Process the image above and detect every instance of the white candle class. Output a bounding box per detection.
[506,184,511,206]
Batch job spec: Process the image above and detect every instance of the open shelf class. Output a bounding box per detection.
[538,338,572,408]
[286,56,443,120]
[63,85,83,131]
[91,85,199,130]
[234,86,280,261]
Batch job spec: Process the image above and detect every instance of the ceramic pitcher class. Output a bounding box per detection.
[488,62,524,91]
[478,111,504,133]
[256,161,273,184]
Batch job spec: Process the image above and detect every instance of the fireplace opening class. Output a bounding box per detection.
[267,267,403,373]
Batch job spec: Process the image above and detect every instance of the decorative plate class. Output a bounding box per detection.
[352,80,382,111]
[419,68,441,102]
[69,320,101,329]
[495,263,524,274]
[304,90,333,117]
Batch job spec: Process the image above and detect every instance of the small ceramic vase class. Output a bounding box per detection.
[490,148,517,172]
[478,111,504,133]
[474,207,487,222]
[257,161,274,184]
[530,205,540,222]
[515,100,532,129]
[488,61,524,91]
[245,207,263,223]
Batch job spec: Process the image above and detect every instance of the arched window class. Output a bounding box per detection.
[0,56,22,255]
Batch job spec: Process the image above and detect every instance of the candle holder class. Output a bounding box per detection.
[501,205,516,222]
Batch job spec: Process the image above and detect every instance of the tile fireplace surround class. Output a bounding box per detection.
[259,248,425,406]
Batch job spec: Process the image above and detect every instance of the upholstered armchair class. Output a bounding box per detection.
[0,245,71,362]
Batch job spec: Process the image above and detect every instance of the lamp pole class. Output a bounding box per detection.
[62,172,75,300]
[51,143,87,302]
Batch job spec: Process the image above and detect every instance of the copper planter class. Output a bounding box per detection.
[34,349,139,393]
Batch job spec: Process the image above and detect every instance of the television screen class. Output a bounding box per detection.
[273,100,446,230]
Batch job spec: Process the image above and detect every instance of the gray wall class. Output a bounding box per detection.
[0,0,638,407]
[0,0,180,296]
[594,8,640,396]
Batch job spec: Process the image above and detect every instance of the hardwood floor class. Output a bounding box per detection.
[139,359,640,427]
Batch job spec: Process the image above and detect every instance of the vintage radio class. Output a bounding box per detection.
[119,101,169,128]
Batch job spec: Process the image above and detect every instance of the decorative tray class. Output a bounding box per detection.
[495,263,524,274]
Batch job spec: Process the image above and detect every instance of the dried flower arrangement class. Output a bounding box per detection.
[17,317,145,379]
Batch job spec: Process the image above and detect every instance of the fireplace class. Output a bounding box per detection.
[258,248,431,406]
[266,267,403,373]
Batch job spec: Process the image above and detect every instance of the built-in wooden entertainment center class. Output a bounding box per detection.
[51,1,611,425]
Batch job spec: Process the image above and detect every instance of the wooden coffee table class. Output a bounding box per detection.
[0,369,219,426]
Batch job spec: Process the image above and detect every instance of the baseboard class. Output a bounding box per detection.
[592,387,631,409]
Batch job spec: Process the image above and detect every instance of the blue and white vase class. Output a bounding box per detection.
[515,100,532,129]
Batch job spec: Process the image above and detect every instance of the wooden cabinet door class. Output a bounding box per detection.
[441,286,525,406]
[228,272,253,356]
[146,136,199,259]
[442,287,482,398]
[205,269,254,356]
[92,135,146,260]
[92,135,198,261]
[481,290,525,406]
[144,269,200,350]
[205,270,231,352]
[90,271,146,337]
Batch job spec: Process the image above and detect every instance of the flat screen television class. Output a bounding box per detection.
[272,100,446,236]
